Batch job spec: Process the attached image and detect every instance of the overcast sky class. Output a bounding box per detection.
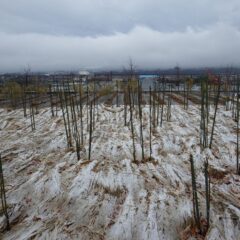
[0,0,240,72]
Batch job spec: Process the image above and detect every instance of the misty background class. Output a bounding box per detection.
[0,0,240,72]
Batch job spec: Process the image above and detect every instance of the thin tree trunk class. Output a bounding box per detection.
[149,87,152,159]
[209,79,221,149]
[88,101,93,160]
[128,85,136,162]
[190,154,202,234]
[0,154,10,230]
[204,159,210,229]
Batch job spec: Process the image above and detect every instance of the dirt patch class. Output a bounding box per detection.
[209,167,228,181]
[180,218,208,240]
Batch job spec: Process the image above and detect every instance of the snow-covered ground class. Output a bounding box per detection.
[0,104,239,239]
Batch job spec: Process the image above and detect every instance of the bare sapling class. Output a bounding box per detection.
[204,159,210,230]
[166,85,172,121]
[116,80,119,107]
[64,86,73,147]
[30,95,36,131]
[0,154,10,231]
[124,85,128,126]
[189,154,202,234]
[93,80,96,129]
[156,80,160,125]
[88,101,93,160]
[152,83,156,128]
[160,77,166,127]
[128,84,136,162]
[200,77,209,149]
[49,84,54,117]
[184,79,187,109]
[79,83,84,146]
[138,79,144,160]
[237,75,240,175]
[59,90,71,148]
[70,96,81,160]
[149,87,152,159]
[86,83,89,130]
[209,77,221,148]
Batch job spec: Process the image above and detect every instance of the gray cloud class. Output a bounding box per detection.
[1,23,240,72]
[1,0,240,35]
[0,0,240,72]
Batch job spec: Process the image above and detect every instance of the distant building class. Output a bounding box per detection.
[78,70,93,82]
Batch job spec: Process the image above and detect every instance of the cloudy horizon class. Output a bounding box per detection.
[0,0,240,73]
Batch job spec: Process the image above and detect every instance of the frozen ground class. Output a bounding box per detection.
[0,104,239,239]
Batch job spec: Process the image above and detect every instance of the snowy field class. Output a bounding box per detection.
[0,104,240,239]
